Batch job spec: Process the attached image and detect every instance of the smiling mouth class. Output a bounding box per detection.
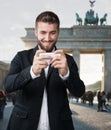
[43,41,53,43]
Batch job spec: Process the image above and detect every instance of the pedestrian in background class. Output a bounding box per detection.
[97,91,102,112]
[101,91,108,111]
[0,90,6,119]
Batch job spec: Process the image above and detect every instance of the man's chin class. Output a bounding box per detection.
[42,46,54,52]
[45,49,53,52]
[38,41,56,52]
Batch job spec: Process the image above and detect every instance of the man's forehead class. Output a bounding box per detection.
[37,22,58,30]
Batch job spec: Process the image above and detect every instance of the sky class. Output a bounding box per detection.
[0,0,110,85]
[80,54,102,85]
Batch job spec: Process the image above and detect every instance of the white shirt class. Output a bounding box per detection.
[30,66,69,130]
[37,66,50,130]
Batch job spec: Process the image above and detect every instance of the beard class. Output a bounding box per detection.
[37,40,56,52]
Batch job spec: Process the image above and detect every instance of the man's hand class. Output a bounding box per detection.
[32,50,51,76]
[50,50,68,76]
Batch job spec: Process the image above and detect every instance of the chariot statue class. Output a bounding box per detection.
[84,9,99,25]
[84,0,99,25]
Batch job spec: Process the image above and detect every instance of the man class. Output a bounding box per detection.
[4,11,85,130]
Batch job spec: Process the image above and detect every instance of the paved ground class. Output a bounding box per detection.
[70,99,111,130]
[0,102,13,130]
[0,99,111,130]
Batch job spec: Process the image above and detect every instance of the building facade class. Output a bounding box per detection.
[0,61,9,89]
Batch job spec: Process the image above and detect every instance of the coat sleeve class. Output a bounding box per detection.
[4,52,31,93]
[64,55,85,97]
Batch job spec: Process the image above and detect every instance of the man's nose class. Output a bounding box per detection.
[45,34,51,41]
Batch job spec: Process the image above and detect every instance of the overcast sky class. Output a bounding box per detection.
[0,0,110,85]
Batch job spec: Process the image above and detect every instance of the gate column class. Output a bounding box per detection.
[103,49,111,93]
[72,49,80,73]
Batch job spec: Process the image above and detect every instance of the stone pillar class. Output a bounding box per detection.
[103,49,111,93]
[72,49,80,73]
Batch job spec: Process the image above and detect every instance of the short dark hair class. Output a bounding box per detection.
[35,11,60,29]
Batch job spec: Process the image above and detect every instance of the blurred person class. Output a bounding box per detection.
[4,11,85,130]
[97,91,102,112]
[101,91,108,111]
[0,90,6,119]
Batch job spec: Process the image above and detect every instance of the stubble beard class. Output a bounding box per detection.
[37,40,56,52]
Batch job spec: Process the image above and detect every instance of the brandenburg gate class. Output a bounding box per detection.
[22,25,111,93]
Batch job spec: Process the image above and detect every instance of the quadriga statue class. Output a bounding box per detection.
[84,9,99,25]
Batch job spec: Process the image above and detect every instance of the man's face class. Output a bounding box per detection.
[35,22,59,52]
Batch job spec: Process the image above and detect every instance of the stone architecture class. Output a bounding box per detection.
[22,25,111,93]
[0,61,10,89]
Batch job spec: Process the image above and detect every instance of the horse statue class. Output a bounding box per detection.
[100,13,107,25]
[75,13,82,25]
[84,9,99,25]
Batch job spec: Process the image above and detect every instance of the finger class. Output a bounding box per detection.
[54,49,63,54]
[51,60,62,68]
[35,50,46,57]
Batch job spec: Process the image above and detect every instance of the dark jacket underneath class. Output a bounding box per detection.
[4,46,85,130]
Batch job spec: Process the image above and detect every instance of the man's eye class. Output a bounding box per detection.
[41,32,46,34]
[51,31,56,34]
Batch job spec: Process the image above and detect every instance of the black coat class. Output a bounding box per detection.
[4,46,85,130]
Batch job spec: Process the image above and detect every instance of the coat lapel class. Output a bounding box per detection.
[29,46,38,65]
